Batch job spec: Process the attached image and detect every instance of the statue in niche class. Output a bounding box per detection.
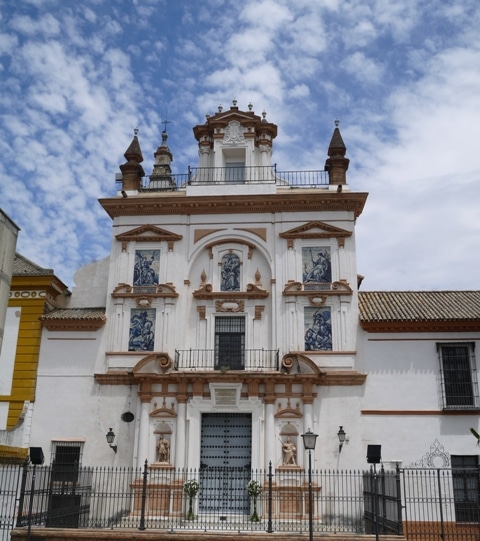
[282,437,297,465]
[156,436,170,463]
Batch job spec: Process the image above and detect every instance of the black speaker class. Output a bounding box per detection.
[366,444,381,464]
[29,447,45,465]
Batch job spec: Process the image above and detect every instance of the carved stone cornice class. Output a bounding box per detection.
[283,280,353,297]
[193,283,269,300]
[100,191,368,219]
[112,283,178,299]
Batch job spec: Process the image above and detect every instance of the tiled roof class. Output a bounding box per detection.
[358,291,480,332]
[41,307,106,331]
[13,253,53,276]
[42,308,106,321]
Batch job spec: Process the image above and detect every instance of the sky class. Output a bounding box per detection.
[1,0,479,292]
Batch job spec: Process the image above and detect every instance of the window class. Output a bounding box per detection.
[51,443,82,483]
[451,455,480,523]
[215,316,245,370]
[438,343,478,409]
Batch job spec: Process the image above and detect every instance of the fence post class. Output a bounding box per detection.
[16,459,30,527]
[395,463,403,535]
[266,461,273,533]
[436,468,445,541]
[138,460,148,531]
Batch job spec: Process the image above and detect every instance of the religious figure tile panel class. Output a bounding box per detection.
[302,246,331,283]
[129,308,156,352]
[220,253,240,291]
[304,306,332,351]
[134,250,160,286]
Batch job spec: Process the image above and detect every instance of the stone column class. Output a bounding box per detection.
[136,385,152,468]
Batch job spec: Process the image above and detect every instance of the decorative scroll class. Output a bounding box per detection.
[283,280,352,297]
[193,282,268,300]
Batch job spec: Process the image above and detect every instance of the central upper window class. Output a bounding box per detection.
[215,316,245,370]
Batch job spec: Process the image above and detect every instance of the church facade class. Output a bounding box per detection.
[23,103,479,521]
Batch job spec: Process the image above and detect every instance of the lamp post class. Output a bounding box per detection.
[301,429,318,541]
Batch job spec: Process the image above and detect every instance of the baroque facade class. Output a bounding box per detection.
[20,103,480,520]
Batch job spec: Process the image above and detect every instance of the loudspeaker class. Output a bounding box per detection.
[366,444,381,464]
[29,447,45,465]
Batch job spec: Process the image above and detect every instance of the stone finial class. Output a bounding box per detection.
[325,119,349,185]
[120,130,145,191]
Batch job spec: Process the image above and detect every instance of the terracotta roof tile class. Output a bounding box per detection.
[359,291,480,323]
[13,253,53,276]
[41,308,106,321]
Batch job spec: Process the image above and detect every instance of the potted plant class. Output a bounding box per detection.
[183,479,200,520]
[246,479,262,522]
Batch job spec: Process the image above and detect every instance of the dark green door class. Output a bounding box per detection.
[199,413,252,514]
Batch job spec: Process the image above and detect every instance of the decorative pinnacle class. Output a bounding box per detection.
[134,127,139,136]
[335,119,339,127]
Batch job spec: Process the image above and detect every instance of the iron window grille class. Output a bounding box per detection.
[437,343,479,410]
[215,316,245,370]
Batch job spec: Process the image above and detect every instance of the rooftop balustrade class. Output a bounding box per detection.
[116,166,330,192]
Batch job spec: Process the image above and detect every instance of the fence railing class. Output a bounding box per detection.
[174,349,280,371]
[8,462,397,535]
[126,166,330,192]
[2,462,480,540]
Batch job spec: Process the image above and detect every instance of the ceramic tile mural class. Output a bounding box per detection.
[304,306,332,351]
[129,308,156,351]
[134,250,160,286]
[302,246,331,283]
[220,253,240,291]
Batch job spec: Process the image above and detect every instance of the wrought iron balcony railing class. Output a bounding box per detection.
[174,349,279,371]
[115,166,329,192]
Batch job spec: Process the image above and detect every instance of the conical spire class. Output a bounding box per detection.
[325,120,349,185]
[120,129,145,192]
[124,128,144,163]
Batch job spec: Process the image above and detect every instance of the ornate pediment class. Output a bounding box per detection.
[193,282,269,300]
[283,280,352,297]
[280,221,352,248]
[112,282,178,300]
[116,225,182,251]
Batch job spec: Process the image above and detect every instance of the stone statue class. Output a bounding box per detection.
[282,437,297,465]
[156,436,170,463]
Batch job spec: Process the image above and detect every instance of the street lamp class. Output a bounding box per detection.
[301,429,318,541]
[106,428,117,453]
[337,426,346,452]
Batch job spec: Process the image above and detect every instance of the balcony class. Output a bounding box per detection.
[121,166,329,192]
[174,349,280,371]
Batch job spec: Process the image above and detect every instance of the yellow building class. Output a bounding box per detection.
[0,253,68,460]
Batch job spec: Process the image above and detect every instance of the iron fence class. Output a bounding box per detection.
[2,462,480,540]
[123,165,330,192]
[7,462,395,535]
[174,348,279,371]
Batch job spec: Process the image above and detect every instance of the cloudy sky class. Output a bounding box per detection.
[1,0,479,292]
